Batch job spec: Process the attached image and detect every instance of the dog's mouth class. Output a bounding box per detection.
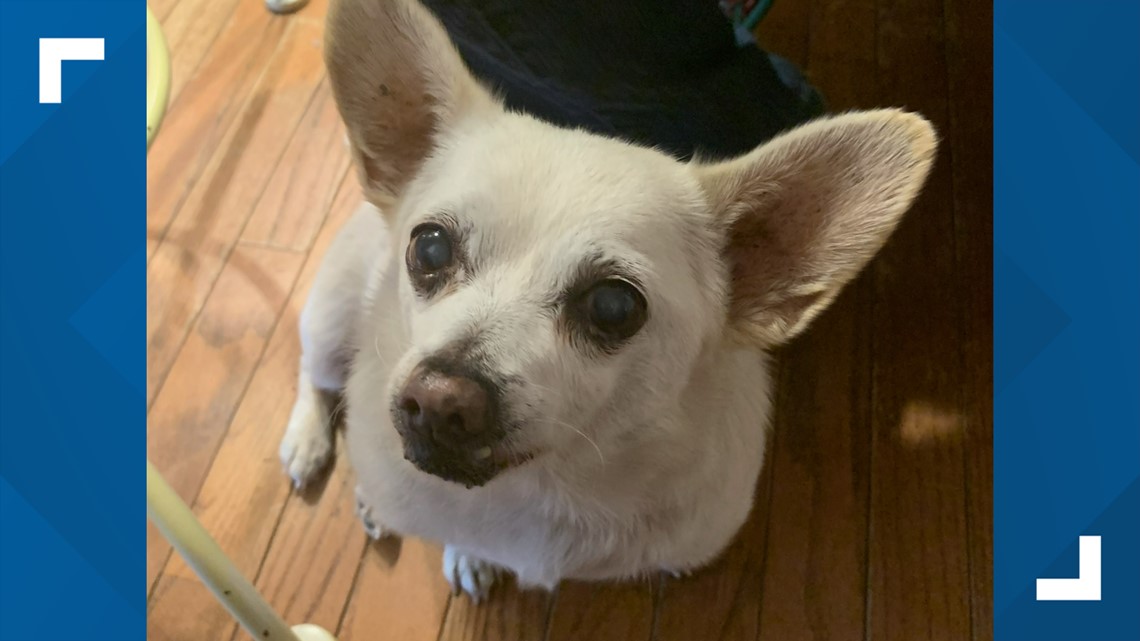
[400,436,537,488]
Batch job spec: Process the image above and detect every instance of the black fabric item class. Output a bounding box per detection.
[420,0,825,161]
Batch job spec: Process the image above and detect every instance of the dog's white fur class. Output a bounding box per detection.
[279,0,937,599]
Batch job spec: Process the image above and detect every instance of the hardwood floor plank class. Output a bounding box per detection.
[807,0,878,111]
[943,0,994,638]
[148,164,354,640]
[757,297,873,641]
[151,0,184,22]
[241,84,350,252]
[439,580,551,641]
[158,0,243,108]
[753,0,810,69]
[296,0,333,22]
[754,1,876,639]
[337,538,451,641]
[248,442,368,639]
[548,580,654,641]
[232,173,368,638]
[867,1,972,639]
[147,19,325,402]
[146,245,305,597]
[146,0,285,260]
[147,574,237,641]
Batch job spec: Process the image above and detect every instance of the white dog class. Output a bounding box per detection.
[278,0,936,601]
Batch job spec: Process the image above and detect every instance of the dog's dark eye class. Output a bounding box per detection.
[409,224,453,273]
[584,280,647,340]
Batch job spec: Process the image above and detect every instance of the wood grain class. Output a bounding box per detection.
[758,296,873,641]
[241,84,350,252]
[146,245,304,595]
[943,0,994,638]
[249,440,368,640]
[867,0,972,639]
[548,580,655,641]
[151,0,184,21]
[439,579,552,641]
[753,0,810,69]
[148,151,353,640]
[158,0,243,107]
[235,172,366,639]
[753,1,877,639]
[147,1,286,256]
[337,538,451,641]
[147,19,325,402]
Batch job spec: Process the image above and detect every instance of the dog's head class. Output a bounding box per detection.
[327,0,937,487]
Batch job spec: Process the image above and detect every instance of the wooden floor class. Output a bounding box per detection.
[145,0,993,639]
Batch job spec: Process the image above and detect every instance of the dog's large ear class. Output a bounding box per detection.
[695,109,937,347]
[324,0,497,203]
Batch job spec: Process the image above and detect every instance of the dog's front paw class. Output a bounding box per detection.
[443,545,503,604]
[279,395,332,489]
[279,428,330,490]
[354,486,389,540]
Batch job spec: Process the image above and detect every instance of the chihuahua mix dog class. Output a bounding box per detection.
[278,0,936,600]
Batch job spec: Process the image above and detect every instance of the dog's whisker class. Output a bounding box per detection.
[330,395,349,417]
[521,380,559,396]
[536,416,605,466]
[372,333,389,368]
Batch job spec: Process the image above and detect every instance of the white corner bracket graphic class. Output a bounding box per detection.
[39,38,105,104]
[1036,535,1102,601]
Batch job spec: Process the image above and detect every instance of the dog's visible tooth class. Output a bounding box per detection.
[473,446,493,460]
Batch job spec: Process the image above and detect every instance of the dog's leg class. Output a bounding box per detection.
[279,367,335,489]
[279,205,385,489]
[279,296,351,489]
[443,545,505,604]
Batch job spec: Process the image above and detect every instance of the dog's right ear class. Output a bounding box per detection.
[325,0,498,203]
[694,109,937,347]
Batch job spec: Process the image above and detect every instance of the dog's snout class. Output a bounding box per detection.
[392,360,515,487]
[398,369,490,445]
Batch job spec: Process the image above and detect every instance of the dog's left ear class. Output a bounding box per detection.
[695,109,937,347]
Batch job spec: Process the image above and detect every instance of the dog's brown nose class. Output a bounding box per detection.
[397,369,489,446]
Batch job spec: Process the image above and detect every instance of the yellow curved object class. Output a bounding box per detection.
[146,5,170,149]
[148,461,339,641]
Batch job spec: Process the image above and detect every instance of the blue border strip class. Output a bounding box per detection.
[0,2,145,640]
[993,2,1139,640]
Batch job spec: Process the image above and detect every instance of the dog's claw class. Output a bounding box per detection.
[354,487,388,540]
[443,545,500,603]
[361,517,384,540]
